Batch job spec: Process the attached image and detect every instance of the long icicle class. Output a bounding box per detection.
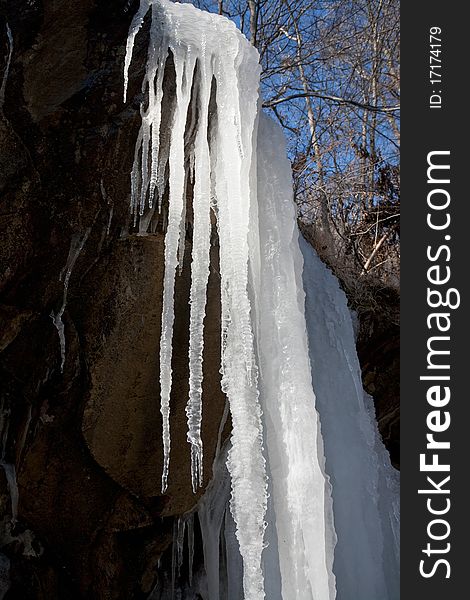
[147,1,167,212]
[124,2,269,594]
[51,229,90,372]
[186,41,212,493]
[159,45,196,492]
[211,30,267,600]
[123,0,149,104]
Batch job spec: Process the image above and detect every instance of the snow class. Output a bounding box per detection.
[124,2,399,599]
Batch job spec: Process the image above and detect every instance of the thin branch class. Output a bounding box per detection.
[361,223,398,274]
[269,105,299,134]
[263,91,400,114]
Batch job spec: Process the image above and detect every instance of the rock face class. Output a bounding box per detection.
[0,1,226,596]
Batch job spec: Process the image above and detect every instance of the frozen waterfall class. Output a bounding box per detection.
[124,1,399,599]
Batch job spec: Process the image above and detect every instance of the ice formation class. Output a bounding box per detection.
[124,1,399,599]
[51,229,90,372]
[125,3,269,596]
[0,23,13,110]
[0,399,19,535]
[301,238,400,599]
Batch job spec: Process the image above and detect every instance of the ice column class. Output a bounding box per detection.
[300,236,400,600]
[51,230,90,372]
[254,113,336,600]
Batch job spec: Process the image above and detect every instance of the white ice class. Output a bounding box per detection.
[300,236,400,599]
[124,2,399,599]
[125,3,268,596]
[254,113,336,600]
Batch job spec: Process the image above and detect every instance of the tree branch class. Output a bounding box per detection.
[263,92,400,114]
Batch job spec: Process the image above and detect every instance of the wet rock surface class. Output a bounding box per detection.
[0,1,225,596]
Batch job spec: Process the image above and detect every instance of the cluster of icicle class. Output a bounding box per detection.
[124,3,275,598]
[124,1,335,598]
[124,0,265,505]
[123,1,398,599]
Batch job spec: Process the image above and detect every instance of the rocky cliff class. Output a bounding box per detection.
[0,1,228,596]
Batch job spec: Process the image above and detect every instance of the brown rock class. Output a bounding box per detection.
[81,234,226,514]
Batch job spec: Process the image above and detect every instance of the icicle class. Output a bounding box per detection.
[171,520,177,598]
[123,4,370,599]
[0,400,18,527]
[123,0,150,103]
[2,464,18,526]
[158,43,196,493]
[127,2,169,226]
[0,23,13,110]
[253,113,336,600]
[187,513,194,587]
[51,229,90,372]
[210,31,268,600]
[124,1,268,593]
[197,441,232,600]
[176,517,185,578]
[126,4,167,228]
[177,161,189,275]
[186,41,212,493]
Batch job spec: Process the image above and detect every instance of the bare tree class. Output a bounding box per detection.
[186,0,400,294]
